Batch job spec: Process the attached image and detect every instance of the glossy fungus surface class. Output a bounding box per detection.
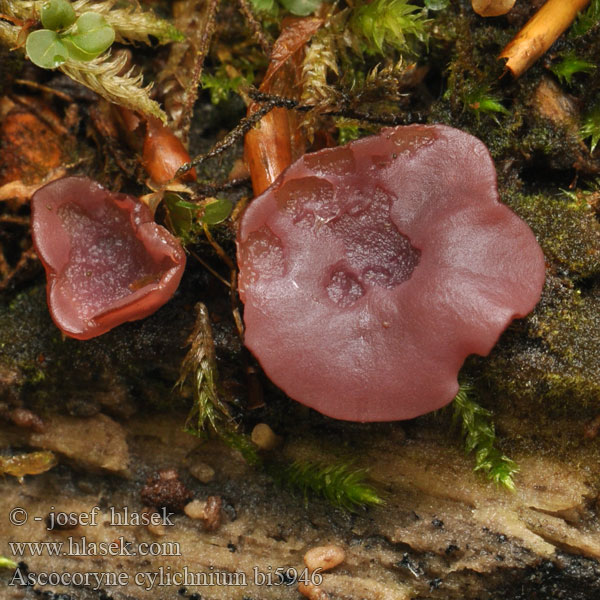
[237,124,546,422]
[31,176,186,340]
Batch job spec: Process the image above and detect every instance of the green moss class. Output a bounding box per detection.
[504,190,600,278]
[475,183,600,417]
[0,279,203,413]
[451,382,518,490]
[550,52,596,86]
[350,0,429,57]
[483,276,600,416]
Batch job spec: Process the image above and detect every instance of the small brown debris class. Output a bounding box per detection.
[147,521,167,537]
[184,499,207,520]
[9,407,45,432]
[184,496,223,532]
[584,415,600,439]
[298,582,330,600]
[188,461,215,483]
[141,469,193,513]
[304,544,346,573]
[251,423,282,451]
[203,496,223,532]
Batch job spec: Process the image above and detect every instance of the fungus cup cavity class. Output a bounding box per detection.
[31,176,186,340]
[237,124,546,422]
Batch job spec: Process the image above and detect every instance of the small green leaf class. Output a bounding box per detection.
[550,52,596,85]
[201,73,244,105]
[174,199,202,210]
[26,29,68,69]
[473,97,509,115]
[202,198,233,225]
[464,83,509,122]
[425,0,448,9]
[41,0,76,31]
[351,0,429,56]
[570,0,600,37]
[251,0,277,12]
[165,193,193,239]
[69,13,115,57]
[580,104,600,153]
[0,556,17,570]
[280,0,322,16]
[62,35,96,62]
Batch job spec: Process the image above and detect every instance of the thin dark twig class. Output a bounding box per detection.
[193,176,251,196]
[203,222,235,271]
[0,246,38,293]
[248,90,424,125]
[0,245,10,277]
[189,249,231,288]
[14,79,73,103]
[178,0,221,138]
[8,94,70,136]
[177,100,277,175]
[177,90,423,178]
[237,0,272,55]
[0,215,29,225]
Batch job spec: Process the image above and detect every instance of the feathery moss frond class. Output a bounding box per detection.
[300,27,340,140]
[550,52,596,85]
[352,59,413,104]
[463,83,509,121]
[269,459,385,511]
[452,382,519,491]
[200,61,253,105]
[580,104,600,153]
[350,0,429,56]
[301,28,339,107]
[60,51,166,121]
[219,429,263,466]
[72,0,184,45]
[178,303,232,437]
[570,0,600,37]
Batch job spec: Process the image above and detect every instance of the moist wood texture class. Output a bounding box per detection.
[1,409,599,600]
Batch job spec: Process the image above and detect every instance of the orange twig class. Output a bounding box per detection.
[499,0,591,78]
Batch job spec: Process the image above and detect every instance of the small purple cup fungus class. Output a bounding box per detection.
[237,124,546,422]
[31,176,186,340]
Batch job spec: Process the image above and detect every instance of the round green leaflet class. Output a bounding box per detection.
[61,36,97,62]
[41,0,76,31]
[26,30,68,69]
[202,198,233,225]
[425,0,449,9]
[68,13,115,57]
[279,0,322,16]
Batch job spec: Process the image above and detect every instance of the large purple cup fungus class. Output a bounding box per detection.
[237,124,546,422]
[31,176,186,340]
